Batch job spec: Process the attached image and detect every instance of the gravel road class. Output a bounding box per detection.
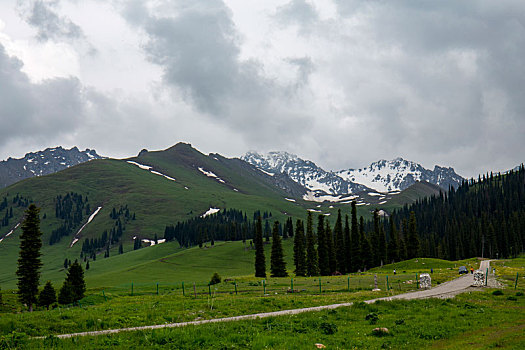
[51,260,492,339]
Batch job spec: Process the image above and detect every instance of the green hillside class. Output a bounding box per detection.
[0,143,442,287]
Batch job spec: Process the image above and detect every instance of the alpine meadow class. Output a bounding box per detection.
[1,1,524,349]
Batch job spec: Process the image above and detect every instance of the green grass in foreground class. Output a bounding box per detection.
[3,289,523,349]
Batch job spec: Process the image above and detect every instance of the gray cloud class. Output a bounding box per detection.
[121,0,313,145]
[0,43,85,148]
[275,0,319,28]
[17,0,85,42]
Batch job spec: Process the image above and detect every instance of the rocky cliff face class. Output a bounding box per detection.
[0,146,104,188]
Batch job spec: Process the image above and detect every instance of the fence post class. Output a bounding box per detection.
[485,268,488,286]
[131,282,133,296]
[386,275,389,291]
[156,283,159,295]
[182,282,185,296]
[235,281,238,295]
[347,276,350,291]
[102,289,107,302]
[208,284,212,297]
[515,272,519,290]
[319,278,322,294]
[416,275,419,289]
[193,282,197,298]
[263,280,266,294]
[398,281,401,291]
[291,278,294,292]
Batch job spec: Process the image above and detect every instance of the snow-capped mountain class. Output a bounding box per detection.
[242,151,371,195]
[337,158,464,193]
[0,146,104,188]
[241,152,463,194]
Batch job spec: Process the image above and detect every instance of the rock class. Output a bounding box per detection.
[372,327,390,336]
[473,270,485,286]
[419,273,431,289]
[315,344,326,349]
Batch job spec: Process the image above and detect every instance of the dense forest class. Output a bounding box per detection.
[162,166,524,276]
[392,165,525,260]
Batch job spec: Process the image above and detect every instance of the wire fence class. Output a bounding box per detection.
[93,273,439,300]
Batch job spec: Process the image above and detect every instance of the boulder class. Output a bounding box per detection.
[419,273,431,289]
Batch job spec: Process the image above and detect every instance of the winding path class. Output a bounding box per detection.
[51,260,492,339]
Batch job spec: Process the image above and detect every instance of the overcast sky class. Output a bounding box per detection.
[0,0,523,178]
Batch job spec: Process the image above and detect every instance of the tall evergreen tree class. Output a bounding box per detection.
[344,214,351,273]
[270,221,288,277]
[334,210,346,274]
[359,216,372,270]
[350,202,360,272]
[293,219,306,276]
[16,204,43,311]
[305,212,319,276]
[254,216,266,278]
[379,224,387,266]
[326,221,337,274]
[317,215,330,276]
[387,214,399,263]
[38,281,57,310]
[406,211,420,259]
[66,261,86,302]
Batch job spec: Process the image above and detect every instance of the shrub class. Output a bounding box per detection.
[365,313,379,324]
[516,292,523,297]
[492,290,503,296]
[506,296,517,301]
[319,322,338,335]
[209,272,221,286]
[395,319,405,325]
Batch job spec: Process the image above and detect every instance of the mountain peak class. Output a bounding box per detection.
[0,146,104,188]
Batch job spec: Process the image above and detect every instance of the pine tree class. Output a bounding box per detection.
[334,210,346,274]
[16,204,43,311]
[317,215,330,276]
[350,202,360,272]
[407,211,420,259]
[305,211,319,276]
[254,216,266,278]
[38,281,57,310]
[344,214,351,273]
[293,219,306,276]
[359,216,372,270]
[119,243,123,254]
[86,261,90,270]
[326,221,337,274]
[379,225,386,266]
[387,214,399,263]
[270,221,288,277]
[66,261,86,303]
[58,282,73,305]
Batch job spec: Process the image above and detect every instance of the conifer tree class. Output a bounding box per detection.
[58,282,73,305]
[270,221,288,277]
[305,212,319,276]
[326,221,337,274]
[119,244,123,254]
[387,214,399,263]
[344,214,351,273]
[350,202,360,272]
[372,209,381,266]
[293,219,306,276]
[359,216,372,270]
[65,260,86,302]
[407,211,420,259]
[38,281,57,310]
[334,210,346,274]
[379,224,387,266]
[16,204,43,311]
[317,215,330,276]
[254,216,266,278]
[287,217,294,238]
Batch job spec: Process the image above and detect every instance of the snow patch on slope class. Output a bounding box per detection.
[0,223,20,243]
[201,208,220,218]
[71,206,102,247]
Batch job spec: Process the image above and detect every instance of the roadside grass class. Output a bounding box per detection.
[491,258,525,289]
[6,289,523,349]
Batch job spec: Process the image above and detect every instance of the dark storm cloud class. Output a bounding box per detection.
[17,0,86,42]
[274,0,525,175]
[0,43,85,147]
[121,0,313,144]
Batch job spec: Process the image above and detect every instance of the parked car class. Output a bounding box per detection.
[459,266,468,274]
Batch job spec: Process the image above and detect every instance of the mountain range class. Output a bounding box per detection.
[242,151,464,195]
[0,146,103,188]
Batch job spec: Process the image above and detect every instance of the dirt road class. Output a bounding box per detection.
[52,260,492,339]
